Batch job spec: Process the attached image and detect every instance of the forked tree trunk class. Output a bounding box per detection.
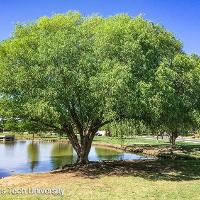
[78,133,95,164]
[66,131,95,165]
[76,148,90,164]
[63,111,110,165]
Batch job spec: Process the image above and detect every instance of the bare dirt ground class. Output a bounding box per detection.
[0,173,75,188]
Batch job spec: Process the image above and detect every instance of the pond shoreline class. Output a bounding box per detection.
[0,138,198,183]
[13,137,196,160]
[0,139,153,179]
[14,137,161,158]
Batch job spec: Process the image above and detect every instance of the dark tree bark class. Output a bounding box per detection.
[169,131,178,148]
[65,130,96,164]
[63,116,109,164]
[156,133,159,141]
[76,134,95,164]
[64,104,112,164]
[157,132,164,140]
[68,121,112,164]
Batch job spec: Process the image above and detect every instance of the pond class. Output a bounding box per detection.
[0,140,151,178]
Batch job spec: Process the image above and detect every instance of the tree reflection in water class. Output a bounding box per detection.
[94,147,123,161]
[27,142,39,172]
[50,143,75,169]
[4,142,16,154]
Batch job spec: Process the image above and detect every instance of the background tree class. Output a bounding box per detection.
[153,54,200,147]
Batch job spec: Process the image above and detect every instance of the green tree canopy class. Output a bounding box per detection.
[154,54,200,146]
[0,12,199,162]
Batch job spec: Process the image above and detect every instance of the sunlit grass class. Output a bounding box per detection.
[1,159,200,200]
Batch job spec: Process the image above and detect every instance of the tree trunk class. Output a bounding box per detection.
[76,134,95,164]
[169,131,178,148]
[63,114,109,165]
[66,130,95,165]
[76,149,90,164]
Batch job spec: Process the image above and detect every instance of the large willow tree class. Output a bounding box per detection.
[0,12,199,163]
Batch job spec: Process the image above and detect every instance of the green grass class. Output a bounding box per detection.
[3,132,200,146]
[94,135,200,146]
[94,136,200,160]
[1,159,200,200]
[94,136,170,146]
[2,132,67,141]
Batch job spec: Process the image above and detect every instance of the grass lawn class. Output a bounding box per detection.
[93,135,170,146]
[6,132,200,146]
[12,133,168,145]
[0,160,200,200]
[2,132,67,141]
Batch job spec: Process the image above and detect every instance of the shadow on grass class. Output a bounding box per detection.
[52,159,200,182]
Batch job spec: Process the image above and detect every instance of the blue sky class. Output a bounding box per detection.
[0,0,200,55]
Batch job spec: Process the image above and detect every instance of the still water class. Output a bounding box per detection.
[0,140,150,178]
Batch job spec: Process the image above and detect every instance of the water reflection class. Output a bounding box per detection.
[27,142,39,172]
[4,141,16,153]
[0,140,152,178]
[95,147,123,160]
[50,143,75,169]
[0,168,11,177]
